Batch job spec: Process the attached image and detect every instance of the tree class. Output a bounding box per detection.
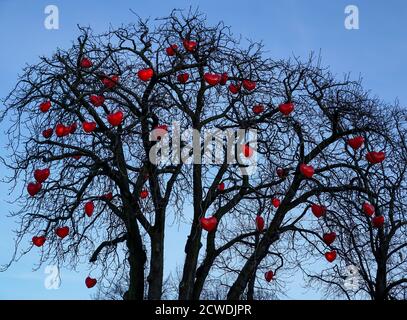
[1,9,401,300]
[301,109,407,300]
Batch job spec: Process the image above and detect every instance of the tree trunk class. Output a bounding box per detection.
[179,164,203,300]
[147,228,164,299]
[126,218,147,300]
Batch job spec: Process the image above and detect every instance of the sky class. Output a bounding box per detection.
[0,0,406,300]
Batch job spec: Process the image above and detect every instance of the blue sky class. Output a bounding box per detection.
[0,0,406,299]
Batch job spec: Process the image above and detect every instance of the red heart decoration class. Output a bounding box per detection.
[220,73,228,85]
[72,155,82,160]
[177,73,189,83]
[372,216,385,228]
[140,189,149,199]
[255,216,265,232]
[217,182,225,192]
[276,167,288,178]
[89,95,105,107]
[200,216,218,232]
[347,136,365,150]
[311,204,326,218]
[34,168,50,183]
[366,151,385,164]
[183,39,197,52]
[32,236,46,247]
[228,83,241,94]
[242,80,256,91]
[39,101,51,113]
[362,202,375,216]
[325,250,337,263]
[323,232,336,246]
[204,73,222,86]
[264,270,274,282]
[101,75,119,88]
[80,58,93,68]
[55,124,69,137]
[83,121,97,133]
[107,111,124,126]
[84,201,94,217]
[279,102,294,116]
[241,144,254,158]
[166,44,178,56]
[138,68,154,82]
[85,276,97,288]
[103,192,113,201]
[252,105,264,114]
[272,198,280,208]
[42,128,53,139]
[300,164,314,178]
[55,226,69,239]
[27,182,42,197]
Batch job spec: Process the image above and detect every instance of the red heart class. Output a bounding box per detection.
[138,68,154,82]
[42,128,53,139]
[272,198,280,208]
[55,124,69,137]
[252,105,265,114]
[366,151,385,164]
[255,216,265,232]
[204,73,222,86]
[300,164,314,178]
[242,80,256,91]
[347,136,365,150]
[103,192,113,201]
[325,251,337,263]
[55,226,69,239]
[101,75,119,88]
[140,189,149,199]
[323,232,336,246]
[166,44,178,56]
[228,83,241,94]
[276,167,288,178]
[89,95,105,107]
[264,270,274,282]
[200,216,217,232]
[177,73,189,83]
[183,39,197,52]
[220,73,228,85]
[39,101,51,113]
[372,216,385,228]
[83,121,97,133]
[242,144,253,158]
[217,182,225,192]
[32,236,46,247]
[85,276,97,288]
[27,182,42,197]
[84,201,94,217]
[311,204,326,218]
[362,202,375,216]
[80,58,93,68]
[279,102,294,116]
[107,111,124,126]
[72,155,82,160]
[34,168,50,183]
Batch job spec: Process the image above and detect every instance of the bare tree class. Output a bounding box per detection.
[1,9,401,300]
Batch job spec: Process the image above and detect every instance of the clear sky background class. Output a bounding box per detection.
[0,0,406,299]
